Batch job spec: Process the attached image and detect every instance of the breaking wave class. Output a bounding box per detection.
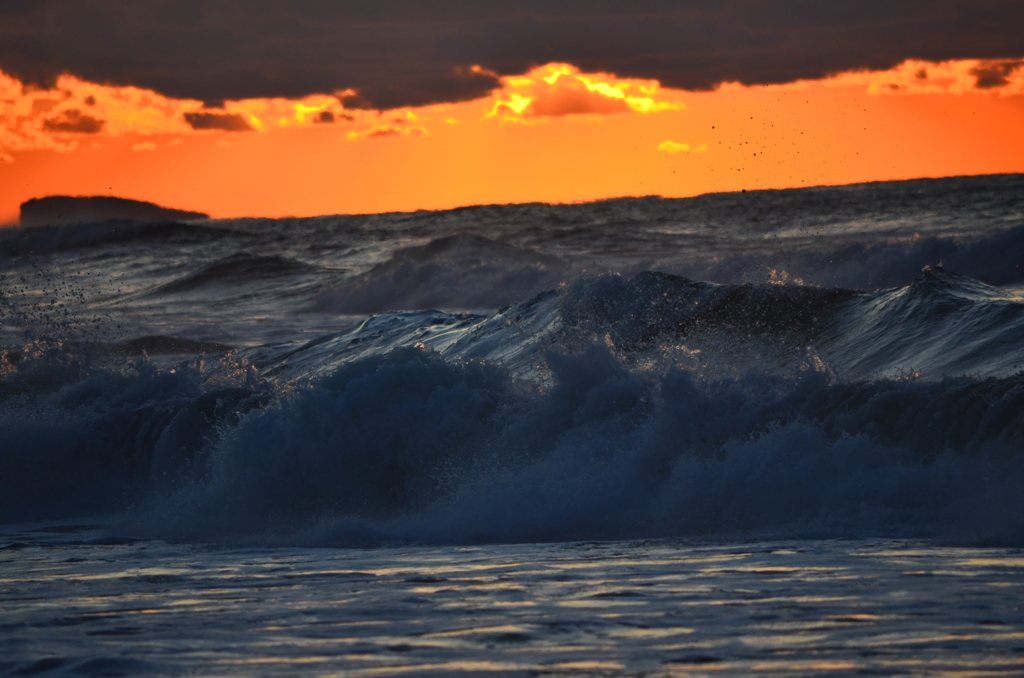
[3,269,1024,546]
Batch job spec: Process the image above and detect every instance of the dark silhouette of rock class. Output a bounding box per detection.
[20,196,208,227]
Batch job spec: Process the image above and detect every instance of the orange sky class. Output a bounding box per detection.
[1,59,1022,225]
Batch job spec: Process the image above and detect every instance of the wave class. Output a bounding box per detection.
[2,344,1021,545]
[313,233,572,313]
[269,268,1024,382]
[3,269,1024,546]
[6,175,1019,300]
[812,222,1024,288]
[683,223,1024,290]
[146,253,321,296]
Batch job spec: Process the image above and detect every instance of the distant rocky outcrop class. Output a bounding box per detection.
[20,196,209,227]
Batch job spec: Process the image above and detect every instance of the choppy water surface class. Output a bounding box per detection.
[3,529,1024,677]
[3,173,1024,675]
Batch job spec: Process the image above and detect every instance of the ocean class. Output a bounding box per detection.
[2,173,1024,676]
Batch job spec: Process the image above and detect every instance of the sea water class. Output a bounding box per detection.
[2,174,1024,675]
[3,532,1024,676]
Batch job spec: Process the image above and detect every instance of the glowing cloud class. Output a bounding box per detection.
[658,141,688,153]
[0,69,361,157]
[487,64,683,121]
[4,58,1021,162]
[825,59,1024,96]
[657,141,708,154]
[0,70,207,158]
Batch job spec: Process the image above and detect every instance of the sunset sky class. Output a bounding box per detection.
[1,2,1022,225]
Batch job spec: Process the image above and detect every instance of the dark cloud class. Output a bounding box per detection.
[183,112,253,132]
[366,127,402,139]
[314,110,334,123]
[1,1,1022,110]
[42,109,104,134]
[970,59,1023,88]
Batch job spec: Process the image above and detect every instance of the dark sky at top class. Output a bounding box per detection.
[2,1,1023,110]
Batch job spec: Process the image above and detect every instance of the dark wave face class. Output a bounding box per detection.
[1,174,1023,546]
[146,253,321,296]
